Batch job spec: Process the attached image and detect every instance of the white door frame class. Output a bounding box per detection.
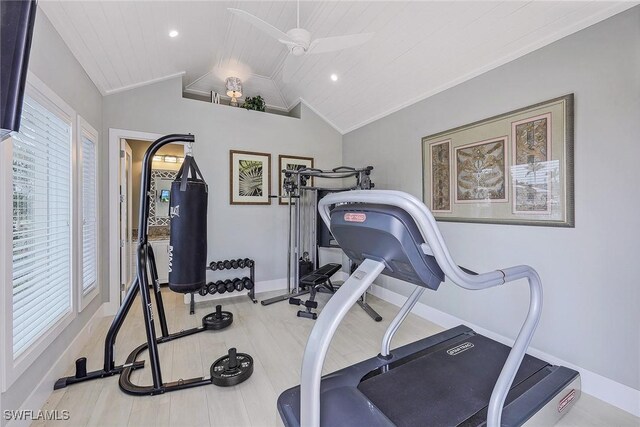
[120,140,133,299]
[106,128,162,315]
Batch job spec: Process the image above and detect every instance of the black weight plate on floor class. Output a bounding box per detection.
[202,311,233,330]
[210,352,254,387]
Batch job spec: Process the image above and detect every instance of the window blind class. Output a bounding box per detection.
[81,134,97,294]
[11,94,71,359]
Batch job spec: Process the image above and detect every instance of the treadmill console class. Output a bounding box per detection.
[330,203,444,290]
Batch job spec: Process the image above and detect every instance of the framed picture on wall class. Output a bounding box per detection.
[230,150,271,205]
[278,154,314,205]
[422,94,574,227]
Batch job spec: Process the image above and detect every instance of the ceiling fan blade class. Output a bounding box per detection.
[227,8,294,44]
[307,33,374,55]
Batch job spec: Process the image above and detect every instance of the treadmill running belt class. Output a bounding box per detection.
[357,334,549,427]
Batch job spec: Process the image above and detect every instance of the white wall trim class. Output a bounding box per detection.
[107,128,163,316]
[368,284,640,417]
[76,115,101,313]
[184,278,288,305]
[103,72,186,96]
[341,2,638,135]
[6,303,105,427]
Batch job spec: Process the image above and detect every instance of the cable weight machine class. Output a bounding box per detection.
[261,166,382,321]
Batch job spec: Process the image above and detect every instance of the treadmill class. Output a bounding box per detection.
[278,190,580,427]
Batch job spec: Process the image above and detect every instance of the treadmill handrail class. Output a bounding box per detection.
[297,189,543,427]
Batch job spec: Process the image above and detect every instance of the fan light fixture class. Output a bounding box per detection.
[225,77,243,107]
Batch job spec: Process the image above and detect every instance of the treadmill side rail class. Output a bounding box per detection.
[300,259,386,427]
[511,369,581,427]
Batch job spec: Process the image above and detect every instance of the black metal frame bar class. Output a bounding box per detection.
[55,134,226,395]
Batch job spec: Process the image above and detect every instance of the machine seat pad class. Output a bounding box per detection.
[300,263,342,286]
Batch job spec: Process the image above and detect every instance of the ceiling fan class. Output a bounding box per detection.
[228,1,373,81]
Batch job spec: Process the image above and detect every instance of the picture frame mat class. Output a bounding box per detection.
[230,150,272,205]
[421,94,573,227]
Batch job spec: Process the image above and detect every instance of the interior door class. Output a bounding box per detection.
[119,139,133,301]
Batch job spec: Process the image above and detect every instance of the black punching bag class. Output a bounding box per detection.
[168,155,208,293]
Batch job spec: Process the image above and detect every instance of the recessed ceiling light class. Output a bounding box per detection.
[330,74,338,82]
[169,30,179,38]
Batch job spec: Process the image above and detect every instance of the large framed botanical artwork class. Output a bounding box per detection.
[230,150,271,205]
[422,94,574,227]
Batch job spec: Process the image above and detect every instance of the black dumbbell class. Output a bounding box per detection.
[206,282,217,295]
[247,259,254,268]
[231,259,239,269]
[217,280,226,294]
[242,277,254,290]
[223,260,232,270]
[198,286,208,296]
[233,278,244,292]
[238,258,246,268]
[224,279,234,293]
[209,261,218,271]
[217,261,225,270]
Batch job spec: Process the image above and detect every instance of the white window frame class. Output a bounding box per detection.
[0,73,77,391]
[77,116,100,311]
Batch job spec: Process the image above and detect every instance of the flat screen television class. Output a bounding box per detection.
[1,1,37,140]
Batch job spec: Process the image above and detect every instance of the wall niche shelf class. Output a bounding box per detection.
[182,90,300,119]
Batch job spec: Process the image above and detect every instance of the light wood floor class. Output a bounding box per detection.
[35,289,639,427]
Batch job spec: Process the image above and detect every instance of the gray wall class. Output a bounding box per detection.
[343,7,639,390]
[0,10,103,419]
[102,77,342,283]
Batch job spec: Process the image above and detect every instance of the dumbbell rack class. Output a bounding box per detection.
[189,258,257,315]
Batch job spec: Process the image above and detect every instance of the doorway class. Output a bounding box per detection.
[107,129,188,315]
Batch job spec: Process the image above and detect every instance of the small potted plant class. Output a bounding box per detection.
[243,95,266,112]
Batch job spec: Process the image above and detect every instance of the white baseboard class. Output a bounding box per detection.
[368,284,640,417]
[184,278,289,305]
[7,304,106,427]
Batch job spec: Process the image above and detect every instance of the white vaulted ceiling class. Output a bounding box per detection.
[39,1,636,133]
